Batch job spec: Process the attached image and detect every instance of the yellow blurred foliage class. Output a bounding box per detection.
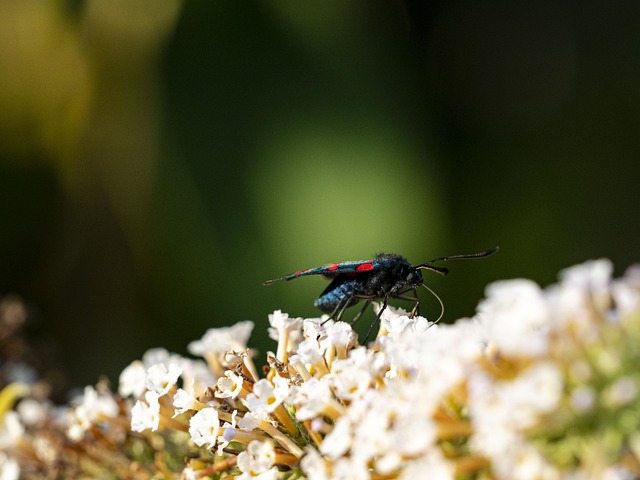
[0,1,90,162]
[0,0,182,195]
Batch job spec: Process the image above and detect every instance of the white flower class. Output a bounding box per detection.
[390,408,436,457]
[328,365,372,401]
[0,452,20,480]
[612,279,640,320]
[375,451,402,475]
[76,386,119,419]
[32,435,57,464]
[570,386,596,413]
[349,404,393,466]
[173,382,198,417]
[0,411,24,450]
[292,377,334,421]
[268,310,303,349]
[327,348,376,401]
[141,348,173,367]
[490,440,560,480]
[320,416,352,459]
[215,370,244,399]
[295,338,324,365]
[559,259,612,296]
[16,398,49,426]
[468,371,524,457]
[216,409,237,455]
[602,466,636,480]
[118,360,147,398]
[515,362,563,415]
[602,376,638,408]
[66,386,119,441]
[237,439,278,480]
[245,376,290,415]
[130,390,160,433]
[189,407,220,449]
[380,309,431,337]
[612,265,640,319]
[300,447,329,480]
[180,467,198,480]
[302,317,326,339]
[469,362,563,459]
[237,411,262,431]
[178,357,217,394]
[381,319,483,409]
[330,456,371,480]
[187,321,254,357]
[477,279,550,357]
[145,362,182,396]
[549,260,614,340]
[398,451,454,480]
[319,321,356,352]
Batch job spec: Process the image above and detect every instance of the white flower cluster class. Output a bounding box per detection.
[1,259,640,480]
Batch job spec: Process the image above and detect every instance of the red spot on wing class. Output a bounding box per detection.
[356,262,375,272]
[327,263,339,271]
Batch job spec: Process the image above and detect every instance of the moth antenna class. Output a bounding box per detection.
[421,283,444,326]
[415,246,499,269]
[417,264,449,275]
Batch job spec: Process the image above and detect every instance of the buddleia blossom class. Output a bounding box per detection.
[1,260,640,479]
[215,370,245,399]
[477,279,551,357]
[65,385,119,441]
[118,360,146,398]
[188,407,221,449]
[172,382,199,417]
[145,362,183,395]
[130,390,160,432]
[291,376,341,421]
[188,321,254,357]
[245,376,290,414]
[237,439,279,480]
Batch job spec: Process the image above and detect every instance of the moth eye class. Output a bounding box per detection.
[406,269,422,283]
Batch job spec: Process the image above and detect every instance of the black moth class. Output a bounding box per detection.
[264,246,499,342]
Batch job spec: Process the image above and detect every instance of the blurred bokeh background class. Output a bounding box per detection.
[1,0,638,394]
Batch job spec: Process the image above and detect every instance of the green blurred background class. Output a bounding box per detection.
[1,1,638,392]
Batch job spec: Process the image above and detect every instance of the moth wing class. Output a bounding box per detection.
[263,259,377,284]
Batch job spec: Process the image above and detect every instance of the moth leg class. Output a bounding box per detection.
[323,294,353,325]
[349,300,370,327]
[322,299,343,325]
[363,296,388,344]
[328,299,342,320]
[410,288,419,318]
[393,288,419,318]
[335,295,356,322]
